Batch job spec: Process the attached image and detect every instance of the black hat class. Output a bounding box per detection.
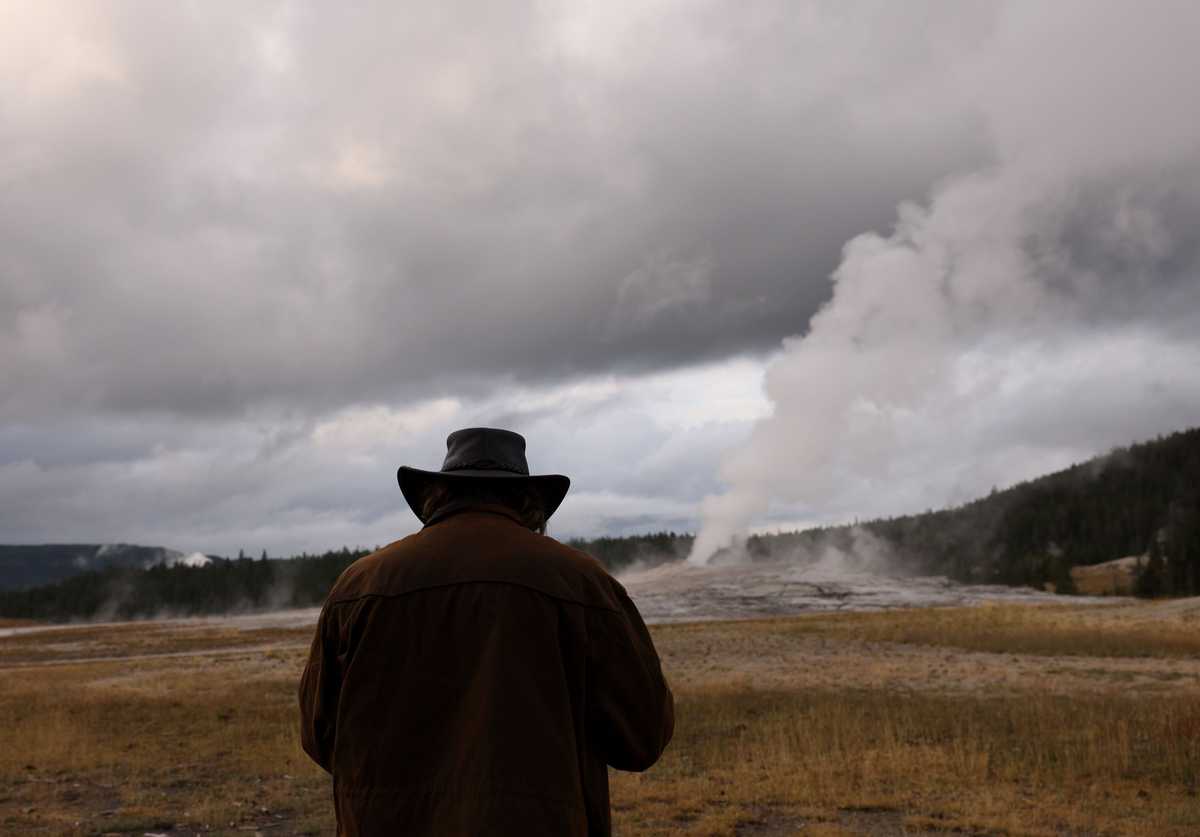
[397,427,570,523]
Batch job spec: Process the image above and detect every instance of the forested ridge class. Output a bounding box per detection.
[2,426,1197,622]
[0,544,180,592]
[755,426,1200,594]
[0,548,370,622]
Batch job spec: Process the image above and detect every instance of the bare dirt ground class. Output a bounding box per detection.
[656,619,1200,698]
[617,560,1115,623]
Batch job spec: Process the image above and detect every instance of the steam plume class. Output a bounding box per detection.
[691,4,1200,564]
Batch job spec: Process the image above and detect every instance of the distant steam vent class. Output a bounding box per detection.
[0,544,190,592]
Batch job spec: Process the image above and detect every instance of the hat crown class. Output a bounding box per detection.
[441,427,530,476]
[397,427,570,523]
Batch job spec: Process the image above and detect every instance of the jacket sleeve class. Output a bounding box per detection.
[587,582,675,772]
[298,605,342,773]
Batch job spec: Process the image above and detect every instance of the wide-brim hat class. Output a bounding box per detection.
[398,427,570,524]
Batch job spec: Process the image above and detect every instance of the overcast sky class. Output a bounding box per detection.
[2,1,1198,557]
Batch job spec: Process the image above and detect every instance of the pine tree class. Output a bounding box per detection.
[1135,538,1166,598]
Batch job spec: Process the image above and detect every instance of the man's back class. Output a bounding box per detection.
[298,505,674,836]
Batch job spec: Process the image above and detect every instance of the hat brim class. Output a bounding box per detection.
[397,465,570,524]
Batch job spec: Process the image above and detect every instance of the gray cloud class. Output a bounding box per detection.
[3,2,1197,555]
[1,1,990,422]
[0,362,767,554]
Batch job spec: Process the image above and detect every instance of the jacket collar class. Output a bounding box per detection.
[422,501,527,529]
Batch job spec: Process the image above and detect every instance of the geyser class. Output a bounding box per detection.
[690,3,1200,565]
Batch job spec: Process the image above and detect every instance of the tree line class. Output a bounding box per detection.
[747,427,1200,595]
[564,531,693,573]
[0,548,371,622]
[2,426,1196,622]
[0,534,693,622]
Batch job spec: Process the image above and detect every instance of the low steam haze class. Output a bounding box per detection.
[2,2,1198,558]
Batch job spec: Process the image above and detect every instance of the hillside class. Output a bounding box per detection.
[0,548,370,622]
[0,544,191,592]
[751,426,1200,594]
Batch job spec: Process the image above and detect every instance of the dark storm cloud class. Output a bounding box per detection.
[0,1,992,421]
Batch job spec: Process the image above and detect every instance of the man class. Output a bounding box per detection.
[298,427,674,836]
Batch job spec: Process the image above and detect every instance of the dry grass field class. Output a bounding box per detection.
[2,599,1199,836]
[1069,558,1141,597]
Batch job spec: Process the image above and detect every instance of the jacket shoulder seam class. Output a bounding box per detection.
[326,578,622,613]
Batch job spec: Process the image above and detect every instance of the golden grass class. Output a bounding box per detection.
[610,685,1200,836]
[2,600,1199,835]
[758,601,1200,659]
[0,622,311,664]
[0,651,331,835]
[1070,558,1139,596]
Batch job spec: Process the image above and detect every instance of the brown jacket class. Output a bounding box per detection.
[298,504,674,836]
